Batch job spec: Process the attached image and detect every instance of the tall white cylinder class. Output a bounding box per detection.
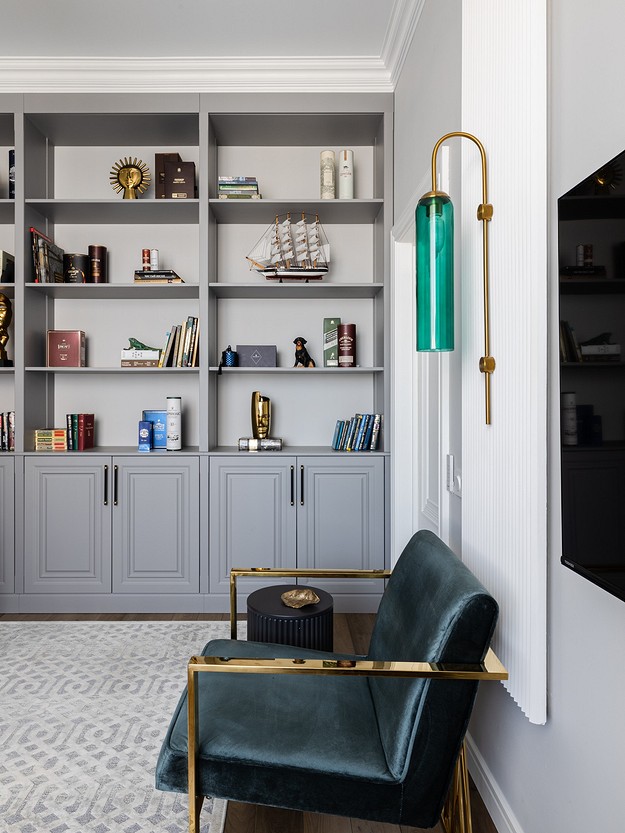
[320,150,335,199]
[338,149,354,199]
[166,396,182,451]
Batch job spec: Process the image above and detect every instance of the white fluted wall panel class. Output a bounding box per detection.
[461,0,547,723]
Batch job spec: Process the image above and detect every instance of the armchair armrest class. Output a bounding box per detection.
[229,567,391,639]
[188,647,508,681]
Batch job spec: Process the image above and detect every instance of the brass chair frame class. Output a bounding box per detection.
[186,567,507,833]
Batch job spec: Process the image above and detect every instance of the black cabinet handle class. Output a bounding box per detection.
[290,465,295,506]
[103,465,108,506]
[300,465,305,506]
[113,465,119,506]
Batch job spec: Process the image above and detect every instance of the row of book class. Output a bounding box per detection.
[35,414,95,452]
[560,320,621,363]
[159,317,200,368]
[331,413,381,452]
[217,176,261,200]
[0,411,15,451]
[65,413,95,450]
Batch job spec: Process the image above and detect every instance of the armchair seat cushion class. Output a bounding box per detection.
[160,638,393,784]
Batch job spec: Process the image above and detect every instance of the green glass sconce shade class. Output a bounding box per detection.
[416,192,454,351]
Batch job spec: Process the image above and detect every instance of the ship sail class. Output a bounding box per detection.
[246,212,330,281]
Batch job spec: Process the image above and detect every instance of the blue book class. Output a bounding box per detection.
[357,414,372,450]
[362,414,375,450]
[331,419,344,450]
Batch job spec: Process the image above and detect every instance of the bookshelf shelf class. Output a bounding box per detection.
[25,366,200,373]
[26,199,199,225]
[209,282,383,299]
[209,366,384,374]
[208,198,383,224]
[26,282,199,299]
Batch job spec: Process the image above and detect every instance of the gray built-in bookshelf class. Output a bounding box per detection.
[0,92,392,613]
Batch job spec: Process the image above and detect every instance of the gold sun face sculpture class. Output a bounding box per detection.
[110,157,151,199]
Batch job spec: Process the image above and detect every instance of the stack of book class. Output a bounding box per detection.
[159,316,200,367]
[65,413,95,450]
[133,269,184,284]
[331,413,382,452]
[35,429,68,451]
[121,347,161,367]
[217,176,261,199]
[0,411,15,451]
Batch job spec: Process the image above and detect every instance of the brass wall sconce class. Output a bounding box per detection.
[415,132,495,424]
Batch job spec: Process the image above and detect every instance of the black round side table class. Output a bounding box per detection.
[246,584,334,651]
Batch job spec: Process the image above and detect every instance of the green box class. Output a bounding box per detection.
[323,317,341,367]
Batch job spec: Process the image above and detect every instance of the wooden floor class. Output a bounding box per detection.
[0,611,497,833]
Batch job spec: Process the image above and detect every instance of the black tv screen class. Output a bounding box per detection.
[559,150,625,603]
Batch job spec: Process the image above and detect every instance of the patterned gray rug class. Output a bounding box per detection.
[0,621,241,833]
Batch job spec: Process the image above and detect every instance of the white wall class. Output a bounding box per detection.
[395,1,625,832]
[393,0,463,555]
[467,2,625,832]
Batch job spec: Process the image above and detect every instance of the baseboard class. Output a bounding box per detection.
[0,591,382,615]
[465,734,525,833]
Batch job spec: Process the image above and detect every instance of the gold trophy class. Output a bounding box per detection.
[251,391,271,439]
[0,293,13,367]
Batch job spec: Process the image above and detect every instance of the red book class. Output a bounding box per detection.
[77,413,95,450]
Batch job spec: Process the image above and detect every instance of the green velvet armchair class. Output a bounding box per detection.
[155,529,507,832]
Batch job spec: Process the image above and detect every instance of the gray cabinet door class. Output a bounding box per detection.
[112,456,199,593]
[297,456,385,595]
[209,456,297,594]
[24,457,111,593]
[0,457,14,594]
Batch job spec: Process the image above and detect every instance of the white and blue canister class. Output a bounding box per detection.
[166,396,182,451]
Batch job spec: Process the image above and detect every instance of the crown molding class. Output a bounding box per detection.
[381,0,426,86]
[0,0,422,93]
[0,56,393,94]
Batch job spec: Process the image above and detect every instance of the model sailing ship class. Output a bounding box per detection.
[246,213,330,280]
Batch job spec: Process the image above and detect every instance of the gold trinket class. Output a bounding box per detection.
[281,588,320,608]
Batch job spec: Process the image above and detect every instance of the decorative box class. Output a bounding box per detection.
[138,420,153,452]
[236,344,277,368]
[164,161,196,199]
[142,409,167,448]
[155,152,181,199]
[323,317,340,367]
[46,330,86,367]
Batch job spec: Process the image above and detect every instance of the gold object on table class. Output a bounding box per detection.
[109,157,151,199]
[251,391,271,439]
[0,293,13,366]
[281,588,320,608]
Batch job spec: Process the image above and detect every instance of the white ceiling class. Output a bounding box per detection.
[4,0,397,58]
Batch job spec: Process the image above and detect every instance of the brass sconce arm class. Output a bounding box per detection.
[430,131,496,424]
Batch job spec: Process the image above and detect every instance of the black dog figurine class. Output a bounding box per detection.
[293,336,315,368]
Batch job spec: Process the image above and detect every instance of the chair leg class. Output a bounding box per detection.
[189,793,204,833]
[440,742,473,833]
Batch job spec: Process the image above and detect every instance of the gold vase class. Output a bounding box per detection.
[251,391,271,439]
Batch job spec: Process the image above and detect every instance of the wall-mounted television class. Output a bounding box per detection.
[559,149,625,603]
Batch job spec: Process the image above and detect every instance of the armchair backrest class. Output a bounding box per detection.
[367,530,498,819]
